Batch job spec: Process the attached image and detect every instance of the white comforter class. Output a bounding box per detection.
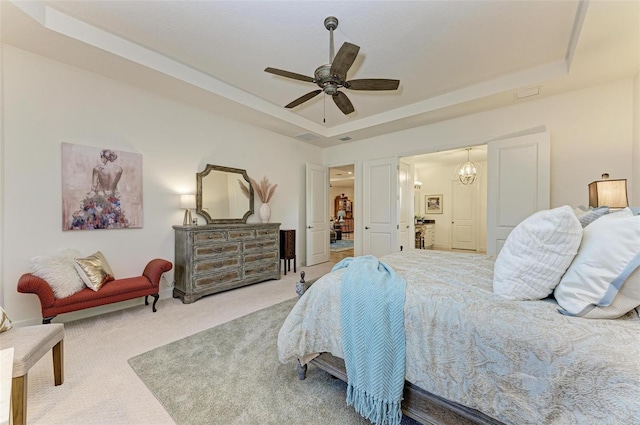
[278,250,640,425]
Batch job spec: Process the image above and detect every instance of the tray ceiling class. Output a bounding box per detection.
[2,1,638,147]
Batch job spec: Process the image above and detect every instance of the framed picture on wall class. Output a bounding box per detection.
[62,142,143,230]
[425,194,443,214]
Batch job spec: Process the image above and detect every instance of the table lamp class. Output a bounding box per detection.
[588,174,628,210]
[180,194,196,225]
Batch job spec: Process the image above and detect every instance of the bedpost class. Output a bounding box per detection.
[297,360,308,380]
[296,270,313,380]
[295,271,306,298]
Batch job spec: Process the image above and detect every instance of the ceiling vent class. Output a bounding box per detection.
[339,136,352,142]
[294,132,320,141]
[515,87,540,100]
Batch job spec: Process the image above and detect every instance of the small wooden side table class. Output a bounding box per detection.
[280,229,296,275]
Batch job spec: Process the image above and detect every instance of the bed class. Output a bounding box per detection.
[278,249,640,425]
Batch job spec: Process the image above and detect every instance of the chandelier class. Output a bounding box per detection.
[456,148,477,185]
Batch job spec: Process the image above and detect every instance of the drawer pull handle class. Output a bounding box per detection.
[208,235,213,239]
[214,247,224,253]
[213,262,222,268]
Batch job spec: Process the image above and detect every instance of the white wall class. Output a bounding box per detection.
[1,46,321,324]
[324,79,637,240]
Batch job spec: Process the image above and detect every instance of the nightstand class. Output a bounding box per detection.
[280,229,296,275]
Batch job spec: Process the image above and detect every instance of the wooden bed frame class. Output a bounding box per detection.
[294,272,504,425]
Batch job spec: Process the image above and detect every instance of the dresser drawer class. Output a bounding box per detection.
[194,269,241,289]
[228,229,256,240]
[244,250,278,265]
[256,228,278,238]
[194,256,240,274]
[193,242,240,258]
[194,231,227,243]
[244,238,277,253]
[244,261,278,278]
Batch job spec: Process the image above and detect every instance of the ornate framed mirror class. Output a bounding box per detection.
[196,164,254,224]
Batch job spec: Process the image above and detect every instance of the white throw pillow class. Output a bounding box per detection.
[493,206,583,300]
[554,211,640,318]
[30,249,86,298]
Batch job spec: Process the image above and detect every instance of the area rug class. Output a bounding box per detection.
[330,238,354,252]
[128,298,419,425]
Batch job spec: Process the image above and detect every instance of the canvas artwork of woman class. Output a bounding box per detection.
[69,149,130,230]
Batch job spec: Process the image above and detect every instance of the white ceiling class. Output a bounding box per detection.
[2,1,639,148]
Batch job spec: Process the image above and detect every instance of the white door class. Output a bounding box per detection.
[487,132,550,255]
[451,179,478,250]
[398,161,411,252]
[363,157,398,257]
[305,163,329,266]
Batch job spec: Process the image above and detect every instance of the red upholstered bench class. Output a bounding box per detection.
[17,259,172,324]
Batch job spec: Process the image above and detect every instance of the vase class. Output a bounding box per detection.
[259,203,271,223]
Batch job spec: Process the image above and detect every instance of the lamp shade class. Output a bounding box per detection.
[180,194,196,209]
[588,179,628,209]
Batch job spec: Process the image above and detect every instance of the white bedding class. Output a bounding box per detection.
[277,250,640,425]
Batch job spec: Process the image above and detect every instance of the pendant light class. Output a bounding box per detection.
[456,148,477,185]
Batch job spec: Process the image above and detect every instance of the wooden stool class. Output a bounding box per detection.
[0,323,64,425]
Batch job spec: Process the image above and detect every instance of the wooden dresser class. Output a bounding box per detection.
[173,223,281,303]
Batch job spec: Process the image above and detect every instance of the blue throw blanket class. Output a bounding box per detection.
[332,255,407,425]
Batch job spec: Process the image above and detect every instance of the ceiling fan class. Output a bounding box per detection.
[264,16,400,116]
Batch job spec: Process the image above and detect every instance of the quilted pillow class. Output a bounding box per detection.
[30,249,85,298]
[574,206,609,227]
[0,307,12,333]
[554,210,640,318]
[74,251,115,291]
[493,206,583,300]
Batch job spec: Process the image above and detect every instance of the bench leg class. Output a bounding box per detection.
[42,316,55,324]
[12,375,27,425]
[53,339,64,386]
[151,294,159,312]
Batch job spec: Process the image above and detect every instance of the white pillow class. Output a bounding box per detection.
[554,211,640,318]
[30,249,86,298]
[493,206,583,300]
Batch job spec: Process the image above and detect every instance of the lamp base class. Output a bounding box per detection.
[183,209,192,226]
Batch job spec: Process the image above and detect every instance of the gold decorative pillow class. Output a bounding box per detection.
[0,307,12,333]
[74,251,115,291]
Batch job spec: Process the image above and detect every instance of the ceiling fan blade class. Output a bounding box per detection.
[265,67,315,83]
[330,42,360,80]
[285,90,322,108]
[346,79,400,91]
[332,91,355,115]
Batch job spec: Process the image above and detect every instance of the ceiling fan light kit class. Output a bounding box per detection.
[264,16,400,116]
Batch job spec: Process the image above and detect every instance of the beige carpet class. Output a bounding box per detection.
[22,262,335,425]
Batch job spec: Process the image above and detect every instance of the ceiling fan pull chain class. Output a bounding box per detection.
[323,95,326,123]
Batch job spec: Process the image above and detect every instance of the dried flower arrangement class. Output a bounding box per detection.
[248,176,277,203]
[237,179,250,198]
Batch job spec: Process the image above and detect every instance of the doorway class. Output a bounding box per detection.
[403,146,487,253]
[329,165,355,261]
